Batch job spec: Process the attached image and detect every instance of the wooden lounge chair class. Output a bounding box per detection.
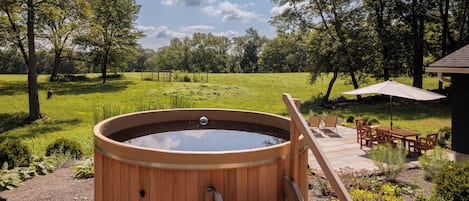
[408,133,439,155]
[355,118,368,143]
[359,126,378,149]
[308,115,322,134]
[323,115,338,134]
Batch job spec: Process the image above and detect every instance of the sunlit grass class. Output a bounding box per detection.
[0,73,450,155]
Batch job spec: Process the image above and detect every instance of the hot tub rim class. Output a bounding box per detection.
[94,108,306,170]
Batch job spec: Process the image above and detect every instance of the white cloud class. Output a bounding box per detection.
[213,30,241,38]
[127,134,181,150]
[136,25,189,50]
[180,25,214,33]
[202,1,260,23]
[182,130,208,139]
[270,3,292,15]
[161,0,215,6]
[137,25,187,39]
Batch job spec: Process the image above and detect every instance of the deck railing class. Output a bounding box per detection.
[283,93,352,201]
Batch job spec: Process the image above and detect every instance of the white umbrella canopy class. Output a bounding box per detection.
[342,80,446,128]
[342,80,446,100]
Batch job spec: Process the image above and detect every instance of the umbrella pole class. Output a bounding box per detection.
[390,96,393,129]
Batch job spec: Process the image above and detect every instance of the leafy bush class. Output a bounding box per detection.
[437,126,451,148]
[0,138,31,169]
[369,143,406,182]
[350,189,377,200]
[0,163,22,191]
[433,161,469,201]
[367,118,380,125]
[182,75,191,82]
[73,158,94,179]
[350,184,405,201]
[418,146,449,181]
[346,115,355,123]
[338,167,380,191]
[17,166,36,181]
[45,138,82,159]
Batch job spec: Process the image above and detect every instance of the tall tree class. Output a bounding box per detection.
[75,0,141,83]
[259,31,308,72]
[240,27,267,73]
[272,0,372,102]
[38,0,89,81]
[1,0,42,120]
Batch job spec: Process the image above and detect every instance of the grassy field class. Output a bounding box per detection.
[0,73,451,156]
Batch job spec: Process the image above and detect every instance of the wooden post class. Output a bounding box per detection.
[289,99,301,183]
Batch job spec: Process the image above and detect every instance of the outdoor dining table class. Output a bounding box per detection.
[373,125,421,148]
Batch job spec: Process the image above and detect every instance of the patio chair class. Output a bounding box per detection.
[408,133,439,155]
[376,128,396,146]
[323,115,338,134]
[355,118,368,143]
[308,115,322,134]
[359,126,378,149]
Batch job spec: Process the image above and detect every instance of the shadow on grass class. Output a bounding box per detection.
[25,119,82,137]
[0,114,82,141]
[0,112,30,133]
[42,80,135,95]
[300,95,451,121]
[0,81,28,96]
[0,79,135,96]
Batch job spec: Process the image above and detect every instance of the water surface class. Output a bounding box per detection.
[124,129,285,152]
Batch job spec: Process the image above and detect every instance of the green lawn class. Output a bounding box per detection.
[0,73,451,156]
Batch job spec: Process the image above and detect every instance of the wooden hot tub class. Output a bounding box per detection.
[93,109,308,201]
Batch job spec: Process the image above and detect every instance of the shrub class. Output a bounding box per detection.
[29,156,56,176]
[45,138,82,159]
[350,189,377,200]
[369,143,406,182]
[350,184,405,201]
[346,115,355,123]
[73,158,94,179]
[433,161,469,201]
[367,118,380,125]
[0,138,31,169]
[418,146,449,181]
[182,75,191,82]
[0,163,22,191]
[437,126,451,148]
[338,167,380,191]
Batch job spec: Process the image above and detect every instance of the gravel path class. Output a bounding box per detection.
[0,167,93,201]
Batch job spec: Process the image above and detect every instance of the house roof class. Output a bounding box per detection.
[426,44,469,74]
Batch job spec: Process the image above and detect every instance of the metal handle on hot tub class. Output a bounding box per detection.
[205,187,223,201]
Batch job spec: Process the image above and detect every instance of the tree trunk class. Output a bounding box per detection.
[102,47,110,84]
[349,70,362,100]
[49,49,62,81]
[411,0,424,88]
[323,70,338,103]
[374,0,390,80]
[27,0,42,121]
[102,54,107,84]
[437,0,450,91]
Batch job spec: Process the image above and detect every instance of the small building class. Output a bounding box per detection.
[426,44,469,161]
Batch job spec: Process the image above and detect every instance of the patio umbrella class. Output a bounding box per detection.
[342,80,446,128]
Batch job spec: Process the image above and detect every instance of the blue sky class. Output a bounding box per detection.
[135,0,288,50]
